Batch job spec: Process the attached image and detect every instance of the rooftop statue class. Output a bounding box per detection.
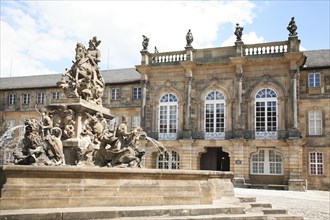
[186,29,193,47]
[234,23,244,41]
[57,36,105,105]
[287,17,298,36]
[142,35,149,51]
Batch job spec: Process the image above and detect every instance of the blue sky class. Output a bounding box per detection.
[1,0,329,78]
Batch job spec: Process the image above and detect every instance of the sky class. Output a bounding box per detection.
[0,0,329,78]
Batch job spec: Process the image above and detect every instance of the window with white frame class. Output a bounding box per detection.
[255,88,278,139]
[308,111,322,135]
[22,93,30,104]
[251,149,283,175]
[132,87,142,99]
[157,150,180,169]
[131,116,140,128]
[37,92,45,104]
[309,152,323,175]
[308,73,321,87]
[52,92,60,100]
[204,91,226,139]
[111,88,120,100]
[8,94,16,105]
[158,93,178,140]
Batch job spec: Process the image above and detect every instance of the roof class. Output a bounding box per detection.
[0,68,141,90]
[1,50,329,90]
[302,49,330,68]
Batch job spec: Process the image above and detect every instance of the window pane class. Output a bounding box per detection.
[309,111,322,135]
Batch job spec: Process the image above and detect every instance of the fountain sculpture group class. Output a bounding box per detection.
[11,37,156,168]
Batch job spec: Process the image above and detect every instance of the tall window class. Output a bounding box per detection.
[308,111,322,135]
[111,88,120,100]
[255,88,278,139]
[310,152,323,175]
[158,93,178,140]
[251,149,283,175]
[157,150,180,169]
[52,92,60,100]
[22,93,30,104]
[37,92,45,104]
[308,73,321,87]
[133,87,142,99]
[204,91,226,140]
[131,116,141,128]
[8,94,16,105]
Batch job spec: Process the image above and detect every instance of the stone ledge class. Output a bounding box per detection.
[0,165,234,210]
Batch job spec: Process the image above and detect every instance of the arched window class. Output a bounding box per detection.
[255,88,278,139]
[157,150,180,169]
[158,93,178,140]
[250,149,283,175]
[204,91,226,140]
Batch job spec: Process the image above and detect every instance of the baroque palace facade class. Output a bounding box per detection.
[1,34,329,190]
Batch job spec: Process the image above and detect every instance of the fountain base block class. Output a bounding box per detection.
[0,165,234,210]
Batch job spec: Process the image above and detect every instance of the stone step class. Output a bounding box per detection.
[266,214,304,220]
[110,213,268,219]
[0,205,246,220]
[237,196,257,203]
[250,202,272,208]
[263,209,288,215]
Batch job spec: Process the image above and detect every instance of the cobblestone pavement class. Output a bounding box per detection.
[234,188,330,220]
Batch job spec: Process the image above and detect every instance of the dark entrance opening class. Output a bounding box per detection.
[200,147,230,171]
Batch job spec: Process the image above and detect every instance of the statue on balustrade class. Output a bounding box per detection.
[234,23,244,41]
[287,17,298,36]
[186,29,193,47]
[142,35,149,51]
[57,36,105,105]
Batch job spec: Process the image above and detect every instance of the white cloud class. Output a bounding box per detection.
[221,31,265,47]
[1,0,259,77]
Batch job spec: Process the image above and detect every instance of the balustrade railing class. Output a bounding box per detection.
[204,132,225,140]
[244,41,288,56]
[158,132,177,140]
[255,131,278,140]
[151,51,186,64]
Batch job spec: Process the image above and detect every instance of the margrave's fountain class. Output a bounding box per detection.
[0,37,234,210]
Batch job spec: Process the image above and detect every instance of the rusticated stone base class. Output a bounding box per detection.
[0,165,234,210]
[288,179,307,191]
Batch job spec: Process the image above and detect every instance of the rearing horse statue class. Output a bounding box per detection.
[57,40,105,105]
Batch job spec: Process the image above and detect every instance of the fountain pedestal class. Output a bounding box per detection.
[47,98,115,164]
[0,165,234,210]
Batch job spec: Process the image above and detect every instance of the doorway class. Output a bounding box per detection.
[200,147,230,171]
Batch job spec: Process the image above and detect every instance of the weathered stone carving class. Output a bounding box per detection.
[234,23,244,41]
[142,35,149,51]
[13,117,65,166]
[52,105,76,139]
[57,37,105,105]
[287,17,298,36]
[186,29,193,47]
[76,114,147,168]
[11,37,165,168]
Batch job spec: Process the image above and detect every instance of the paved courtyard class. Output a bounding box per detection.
[234,188,330,220]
